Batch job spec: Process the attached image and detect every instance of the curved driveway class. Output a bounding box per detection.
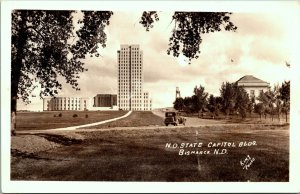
[17,111,132,133]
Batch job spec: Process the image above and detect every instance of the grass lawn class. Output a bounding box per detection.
[83,111,165,129]
[16,111,128,131]
[185,112,289,125]
[11,124,289,181]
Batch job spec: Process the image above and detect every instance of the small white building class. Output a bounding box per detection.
[236,75,270,99]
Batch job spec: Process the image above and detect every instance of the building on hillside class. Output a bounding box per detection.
[236,75,270,99]
[43,97,92,111]
[117,44,152,111]
[93,94,118,110]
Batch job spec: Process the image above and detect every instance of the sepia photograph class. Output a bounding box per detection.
[1,1,300,193]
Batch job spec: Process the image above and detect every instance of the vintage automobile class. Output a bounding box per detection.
[164,111,186,126]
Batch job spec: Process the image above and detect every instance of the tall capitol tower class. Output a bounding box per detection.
[117,44,152,111]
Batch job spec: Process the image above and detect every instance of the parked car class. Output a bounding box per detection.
[164,111,186,126]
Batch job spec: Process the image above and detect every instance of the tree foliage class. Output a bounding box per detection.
[173,97,184,111]
[11,10,113,134]
[219,82,250,118]
[140,11,237,61]
[279,81,290,102]
[193,85,208,113]
[207,95,222,118]
[279,81,290,122]
[219,82,236,116]
[139,11,159,31]
[12,10,113,103]
[234,86,250,118]
[256,84,289,122]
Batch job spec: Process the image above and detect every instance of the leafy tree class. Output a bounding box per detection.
[183,96,193,114]
[193,85,208,115]
[279,81,290,122]
[215,96,223,116]
[275,98,283,121]
[140,11,237,62]
[207,95,216,116]
[219,82,236,118]
[235,87,250,119]
[207,94,222,118]
[219,82,250,119]
[256,91,269,120]
[257,86,281,122]
[11,10,113,135]
[265,86,280,121]
[173,97,184,111]
[12,10,237,135]
[247,96,255,116]
[254,103,265,120]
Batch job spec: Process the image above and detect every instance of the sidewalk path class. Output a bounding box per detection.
[18,111,132,133]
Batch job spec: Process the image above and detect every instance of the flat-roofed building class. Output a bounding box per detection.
[43,97,92,111]
[93,94,118,110]
[236,75,270,99]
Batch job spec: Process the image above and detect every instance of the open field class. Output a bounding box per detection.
[11,124,289,181]
[82,111,165,129]
[16,111,128,130]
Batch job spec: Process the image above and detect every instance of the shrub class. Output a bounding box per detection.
[58,113,62,117]
[73,114,78,118]
[53,114,56,117]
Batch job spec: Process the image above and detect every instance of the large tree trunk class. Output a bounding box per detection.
[11,11,27,136]
[11,96,17,136]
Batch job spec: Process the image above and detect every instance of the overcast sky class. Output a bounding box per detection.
[18,9,298,111]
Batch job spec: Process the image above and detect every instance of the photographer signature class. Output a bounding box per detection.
[240,155,255,170]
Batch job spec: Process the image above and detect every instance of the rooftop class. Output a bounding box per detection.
[236,75,269,84]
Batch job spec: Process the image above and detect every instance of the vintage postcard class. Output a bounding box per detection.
[1,0,300,193]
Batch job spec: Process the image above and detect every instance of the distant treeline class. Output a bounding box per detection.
[173,81,290,122]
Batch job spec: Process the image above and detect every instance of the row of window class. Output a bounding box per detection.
[48,99,87,103]
[120,47,139,50]
[119,95,143,98]
[118,96,143,99]
[118,55,141,58]
[119,76,141,80]
[250,90,264,97]
[119,66,142,70]
[48,107,82,111]
[118,62,142,65]
[118,78,142,82]
[119,71,142,74]
[48,102,85,106]
[48,103,87,108]
[119,104,151,108]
